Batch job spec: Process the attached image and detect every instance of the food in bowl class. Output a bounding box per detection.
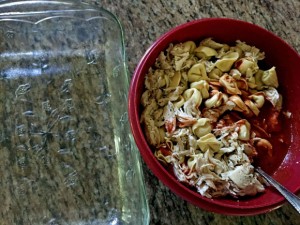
[129,18,300,215]
[140,38,288,198]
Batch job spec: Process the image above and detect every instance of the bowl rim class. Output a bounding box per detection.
[128,17,300,216]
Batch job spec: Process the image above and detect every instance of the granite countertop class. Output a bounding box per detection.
[96,1,300,224]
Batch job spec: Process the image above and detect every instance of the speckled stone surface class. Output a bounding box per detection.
[94,1,300,224]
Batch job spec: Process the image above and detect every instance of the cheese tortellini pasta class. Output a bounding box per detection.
[140,38,285,198]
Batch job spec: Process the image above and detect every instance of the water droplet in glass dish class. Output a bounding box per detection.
[125,170,135,183]
[64,170,78,188]
[46,218,58,225]
[22,110,34,117]
[57,148,68,154]
[15,83,31,98]
[41,62,49,70]
[64,98,74,111]
[119,112,128,123]
[14,178,32,199]
[16,124,26,136]
[50,108,59,118]
[61,79,72,93]
[59,115,71,122]
[16,144,28,152]
[86,49,99,65]
[65,129,76,144]
[5,30,15,39]
[112,65,121,78]
[98,145,109,151]
[42,100,52,112]
[95,93,111,105]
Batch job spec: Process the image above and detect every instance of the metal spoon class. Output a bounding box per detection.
[255,167,300,213]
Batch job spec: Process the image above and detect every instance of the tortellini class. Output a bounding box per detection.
[235,58,259,76]
[204,90,228,108]
[192,118,212,138]
[140,38,284,199]
[197,133,221,153]
[190,80,210,99]
[262,66,279,88]
[219,74,242,95]
[215,52,239,72]
[194,45,218,59]
[188,62,208,82]
[200,38,225,49]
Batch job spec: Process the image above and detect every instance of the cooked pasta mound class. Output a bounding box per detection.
[140,38,283,198]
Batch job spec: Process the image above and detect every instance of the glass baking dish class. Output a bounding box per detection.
[0,1,149,224]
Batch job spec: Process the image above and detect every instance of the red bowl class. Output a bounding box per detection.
[128,18,300,216]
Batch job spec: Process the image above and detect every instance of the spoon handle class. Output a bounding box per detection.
[255,167,300,214]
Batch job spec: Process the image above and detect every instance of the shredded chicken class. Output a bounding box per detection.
[140,38,288,198]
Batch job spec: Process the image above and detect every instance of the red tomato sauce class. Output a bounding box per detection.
[248,101,291,174]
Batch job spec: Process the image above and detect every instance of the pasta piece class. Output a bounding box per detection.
[229,95,253,117]
[262,66,279,88]
[209,80,222,90]
[235,40,252,52]
[170,41,196,56]
[229,69,242,80]
[216,45,231,58]
[192,118,212,138]
[183,88,202,107]
[245,100,260,116]
[236,40,265,61]
[235,58,259,76]
[236,119,251,141]
[168,71,182,88]
[249,92,265,108]
[197,133,221,153]
[236,78,249,91]
[174,53,190,71]
[194,46,218,59]
[205,90,228,108]
[140,99,158,124]
[230,46,243,58]
[182,41,197,53]
[254,70,265,90]
[183,88,202,117]
[205,150,228,174]
[145,69,166,90]
[208,68,223,80]
[173,95,185,109]
[200,38,224,49]
[245,92,266,116]
[188,62,208,82]
[141,89,152,107]
[153,108,164,127]
[215,52,239,72]
[219,74,242,95]
[187,154,201,172]
[154,147,172,165]
[263,87,280,108]
[252,138,273,156]
[190,80,210,99]
[155,51,172,70]
[144,118,165,146]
